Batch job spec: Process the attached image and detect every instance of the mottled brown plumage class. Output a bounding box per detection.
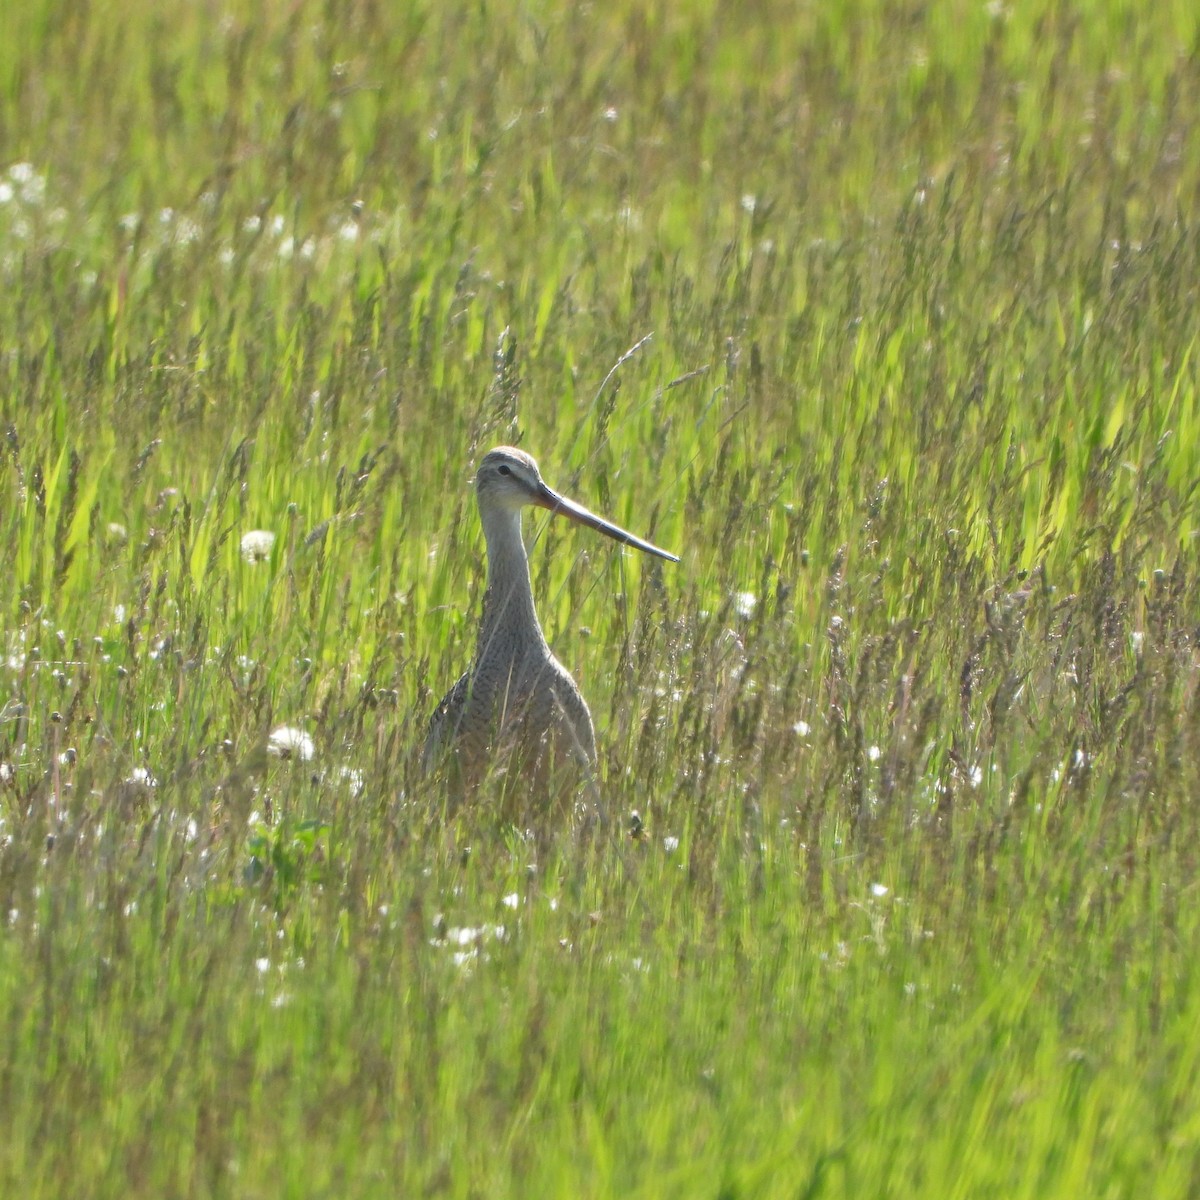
[424,447,676,792]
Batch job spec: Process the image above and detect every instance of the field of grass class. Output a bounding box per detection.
[1,0,1199,1194]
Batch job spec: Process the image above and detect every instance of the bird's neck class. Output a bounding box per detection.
[477,505,546,655]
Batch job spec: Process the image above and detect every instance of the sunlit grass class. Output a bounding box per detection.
[1,0,1199,1195]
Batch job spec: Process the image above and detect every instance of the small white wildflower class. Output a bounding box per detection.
[240,530,276,563]
[14,165,45,203]
[867,745,881,762]
[741,193,758,214]
[444,924,505,947]
[255,957,270,974]
[662,835,680,854]
[870,883,889,898]
[501,892,520,910]
[337,220,359,243]
[603,105,618,121]
[734,591,757,619]
[0,182,12,204]
[267,726,314,761]
[792,719,811,736]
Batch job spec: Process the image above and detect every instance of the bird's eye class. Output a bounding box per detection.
[498,464,512,476]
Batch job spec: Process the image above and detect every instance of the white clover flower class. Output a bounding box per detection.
[267,726,314,761]
[734,591,757,619]
[240,530,276,563]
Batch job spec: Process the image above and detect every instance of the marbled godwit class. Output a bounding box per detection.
[424,447,677,790]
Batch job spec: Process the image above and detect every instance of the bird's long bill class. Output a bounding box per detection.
[535,483,679,562]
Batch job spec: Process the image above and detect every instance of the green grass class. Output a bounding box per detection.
[1,0,1199,1194]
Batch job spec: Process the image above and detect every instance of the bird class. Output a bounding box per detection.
[423,446,677,798]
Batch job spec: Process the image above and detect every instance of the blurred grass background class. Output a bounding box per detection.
[0,0,1198,1195]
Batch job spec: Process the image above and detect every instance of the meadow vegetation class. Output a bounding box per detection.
[1,0,1199,1194]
